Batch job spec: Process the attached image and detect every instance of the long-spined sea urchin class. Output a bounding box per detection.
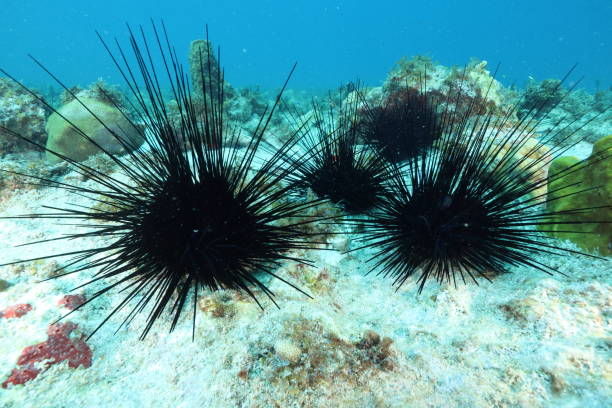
[282,88,394,214]
[0,22,329,340]
[357,86,443,163]
[350,70,610,292]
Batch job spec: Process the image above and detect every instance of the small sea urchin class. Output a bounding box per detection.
[357,86,443,163]
[0,23,328,339]
[351,73,610,292]
[283,89,393,214]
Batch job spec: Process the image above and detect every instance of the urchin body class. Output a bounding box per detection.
[367,151,528,290]
[137,174,265,288]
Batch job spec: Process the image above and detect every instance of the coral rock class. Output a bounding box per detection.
[45,94,144,163]
[187,39,237,104]
[493,133,552,201]
[0,279,11,291]
[274,339,302,364]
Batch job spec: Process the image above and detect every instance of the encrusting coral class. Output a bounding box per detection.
[539,134,612,255]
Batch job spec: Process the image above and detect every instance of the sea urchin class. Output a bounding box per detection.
[357,86,443,163]
[0,23,328,339]
[351,73,610,292]
[283,88,393,214]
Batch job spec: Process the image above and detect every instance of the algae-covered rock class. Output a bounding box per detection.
[45,95,143,163]
[540,135,611,254]
[517,78,565,119]
[0,77,47,155]
[520,78,612,145]
[385,57,506,110]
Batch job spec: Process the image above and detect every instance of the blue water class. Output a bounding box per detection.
[1,0,610,91]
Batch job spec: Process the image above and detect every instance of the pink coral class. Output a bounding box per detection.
[58,294,86,310]
[2,322,92,388]
[0,303,32,318]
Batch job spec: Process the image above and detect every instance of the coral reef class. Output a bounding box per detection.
[517,78,565,118]
[386,55,436,88]
[0,157,69,202]
[0,260,63,281]
[442,59,506,108]
[0,28,609,406]
[350,56,607,293]
[45,84,144,163]
[384,56,507,111]
[490,133,553,201]
[520,78,612,144]
[540,134,611,255]
[226,87,268,122]
[0,157,609,405]
[0,152,117,212]
[0,77,47,155]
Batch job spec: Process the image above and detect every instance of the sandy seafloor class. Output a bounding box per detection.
[0,141,610,408]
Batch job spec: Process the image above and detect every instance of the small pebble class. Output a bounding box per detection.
[274,339,302,364]
[0,279,10,292]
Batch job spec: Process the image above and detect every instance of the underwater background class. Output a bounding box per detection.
[1,0,611,91]
[0,1,611,408]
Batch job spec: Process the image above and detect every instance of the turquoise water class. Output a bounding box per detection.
[1,0,610,90]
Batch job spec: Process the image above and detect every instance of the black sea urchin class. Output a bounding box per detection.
[357,86,443,163]
[351,72,610,292]
[283,89,393,214]
[0,23,328,339]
